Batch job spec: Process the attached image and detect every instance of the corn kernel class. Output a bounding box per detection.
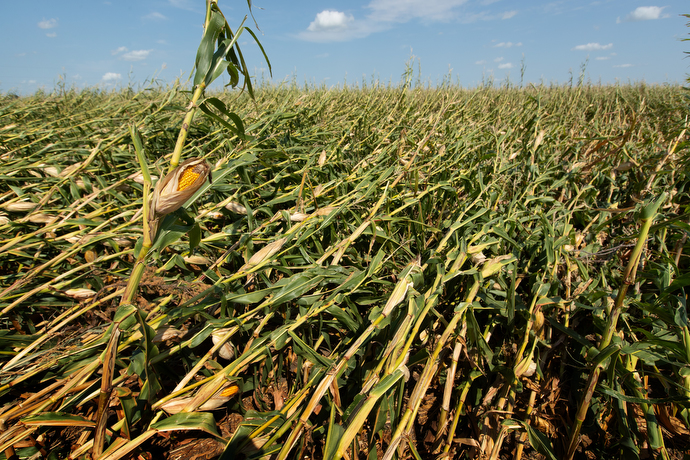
[177,164,204,191]
[221,385,240,398]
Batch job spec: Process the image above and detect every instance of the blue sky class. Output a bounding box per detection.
[1,1,688,94]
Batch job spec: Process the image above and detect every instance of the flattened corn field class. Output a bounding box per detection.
[0,83,689,460]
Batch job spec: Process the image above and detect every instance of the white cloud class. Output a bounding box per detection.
[572,42,613,51]
[144,12,167,21]
[618,6,667,23]
[299,0,511,42]
[614,64,633,68]
[121,49,153,61]
[307,10,354,31]
[595,56,610,61]
[494,41,522,48]
[494,56,504,62]
[46,32,57,38]
[366,0,468,23]
[38,18,58,29]
[102,72,121,82]
[299,9,374,42]
[475,60,487,65]
[498,62,513,69]
[112,46,128,55]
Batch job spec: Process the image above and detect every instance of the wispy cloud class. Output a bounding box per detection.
[111,46,128,56]
[298,0,513,42]
[572,42,613,51]
[613,64,633,68]
[38,18,58,29]
[494,41,522,48]
[144,12,167,21]
[111,47,153,61]
[365,0,468,23]
[38,18,58,37]
[102,72,121,82]
[475,60,487,65]
[498,62,513,69]
[122,50,153,61]
[617,6,667,23]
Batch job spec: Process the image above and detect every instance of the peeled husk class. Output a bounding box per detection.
[147,158,210,240]
[160,381,239,414]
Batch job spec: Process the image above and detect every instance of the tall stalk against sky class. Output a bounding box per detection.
[92,1,270,456]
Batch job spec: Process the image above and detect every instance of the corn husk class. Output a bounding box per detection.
[151,158,210,216]
[289,212,309,222]
[64,288,97,300]
[66,235,94,245]
[211,328,236,360]
[225,201,247,214]
[215,157,228,169]
[3,202,38,212]
[240,237,288,272]
[0,215,9,225]
[183,255,212,266]
[315,206,335,216]
[153,326,186,343]
[206,210,225,219]
[84,250,98,264]
[284,206,336,222]
[313,184,326,197]
[42,165,60,177]
[59,162,82,177]
[129,172,158,185]
[28,213,58,224]
[110,237,134,248]
[160,382,239,414]
[148,158,210,240]
[470,251,487,265]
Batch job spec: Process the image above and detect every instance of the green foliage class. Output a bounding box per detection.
[0,81,688,459]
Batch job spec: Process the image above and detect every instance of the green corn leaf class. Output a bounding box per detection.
[194,6,225,87]
[151,412,220,437]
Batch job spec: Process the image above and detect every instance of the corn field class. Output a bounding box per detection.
[0,80,689,459]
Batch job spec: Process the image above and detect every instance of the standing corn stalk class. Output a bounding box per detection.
[565,193,667,460]
[91,1,270,457]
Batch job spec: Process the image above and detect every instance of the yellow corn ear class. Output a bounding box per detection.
[177,164,205,191]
